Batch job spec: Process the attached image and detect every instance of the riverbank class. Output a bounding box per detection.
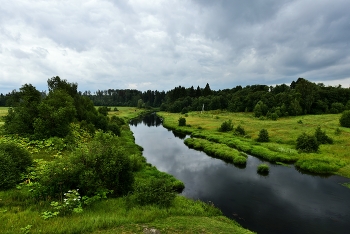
[157,111,350,178]
[0,107,254,234]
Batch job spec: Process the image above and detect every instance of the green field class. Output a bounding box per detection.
[158,111,350,178]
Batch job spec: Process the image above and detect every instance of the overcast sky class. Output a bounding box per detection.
[1,0,350,94]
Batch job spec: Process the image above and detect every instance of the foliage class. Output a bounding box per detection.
[33,90,76,139]
[218,119,233,132]
[131,178,177,208]
[339,110,350,128]
[257,129,269,142]
[233,156,247,165]
[178,117,186,126]
[314,126,333,144]
[37,132,134,198]
[107,123,121,136]
[257,164,269,174]
[0,142,32,190]
[3,84,42,135]
[97,106,111,116]
[296,133,319,152]
[234,125,246,136]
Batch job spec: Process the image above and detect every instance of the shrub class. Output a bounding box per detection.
[110,116,125,126]
[218,120,233,132]
[257,164,269,174]
[38,132,134,198]
[314,126,333,144]
[97,106,111,116]
[107,123,121,136]
[0,142,32,190]
[270,113,278,121]
[340,110,350,128]
[296,132,319,152]
[178,117,186,126]
[257,129,269,142]
[181,107,189,114]
[234,125,246,136]
[132,178,176,208]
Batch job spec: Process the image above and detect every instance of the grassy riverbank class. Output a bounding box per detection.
[0,107,254,234]
[158,111,350,178]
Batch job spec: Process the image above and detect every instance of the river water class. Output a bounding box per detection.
[129,114,350,234]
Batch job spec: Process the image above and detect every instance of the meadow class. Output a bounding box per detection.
[157,111,350,178]
[0,107,254,234]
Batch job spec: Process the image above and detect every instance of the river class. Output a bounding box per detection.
[129,114,350,234]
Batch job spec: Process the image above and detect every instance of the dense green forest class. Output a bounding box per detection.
[1,77,350,118]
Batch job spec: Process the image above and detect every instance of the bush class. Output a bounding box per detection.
[178,117,186,126]
[340,110,350,128]
[218,120,233,132]
[296,132,319,152]
[107,123,121,136]
[234,125,246,136]
[257,164,269,174]
[110,116,125,126]
[181,107,189,114]
[314,126,333,144]
[38,132,134,198]
[0,142,32,190]
[257,129,269,142]
[132,178,176,208]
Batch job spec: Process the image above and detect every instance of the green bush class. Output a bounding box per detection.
[0,142,32,190]
[296,132,319,152]
[234,125,246,136]
[178,117,186,126]
[340,110,350,128]
[38,132,134,198]
[110,116,125,126]
[181,107,189,114]
[314,126,333,144]
[257,164,269,174]
[218,120,233,132]
[132,178,176,208]
[257,129,269,142]
[107,123,121,136]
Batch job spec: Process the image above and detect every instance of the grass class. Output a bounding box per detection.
[157,111,350,178]
[0,107,254,234]
[0,107,8,126]
[257,164,269,174]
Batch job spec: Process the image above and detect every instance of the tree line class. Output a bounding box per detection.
[2,77,350,118]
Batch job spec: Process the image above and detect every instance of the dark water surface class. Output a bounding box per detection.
[129,114,350,234]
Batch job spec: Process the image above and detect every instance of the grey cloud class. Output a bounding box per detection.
[1,0,350,94]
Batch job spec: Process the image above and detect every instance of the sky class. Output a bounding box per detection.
[1,0,350,94]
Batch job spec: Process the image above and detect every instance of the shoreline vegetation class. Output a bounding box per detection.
[0,106,254,234]
[157,111,350,178]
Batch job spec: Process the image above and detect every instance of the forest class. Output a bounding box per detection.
[1,77,350,119]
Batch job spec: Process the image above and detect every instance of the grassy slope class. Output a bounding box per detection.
[158,111,350,178]
[0,107,254,234]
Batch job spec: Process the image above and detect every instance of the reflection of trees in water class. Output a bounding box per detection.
[172,131,186,140]
[129,113,162,127]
